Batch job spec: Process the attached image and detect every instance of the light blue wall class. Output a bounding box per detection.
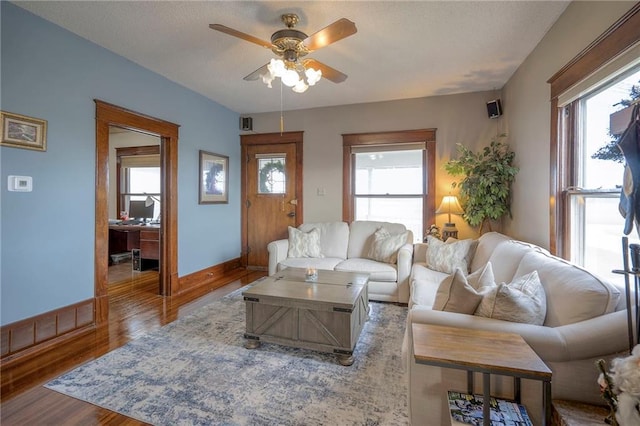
[1,2,241,325]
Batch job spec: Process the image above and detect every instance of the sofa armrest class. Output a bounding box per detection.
[397,243,414,303]
[267,239,289,275]
[554,309,631,361]
[406,307,568,362]
[413,243,427,265]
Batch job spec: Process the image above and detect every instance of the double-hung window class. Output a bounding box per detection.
[116,147,161,221]
[562,68,640,283]
[549,8,640,284]
[343,130,436,242]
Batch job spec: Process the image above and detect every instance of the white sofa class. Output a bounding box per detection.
[267,221,414,303]
[404,232,631,425]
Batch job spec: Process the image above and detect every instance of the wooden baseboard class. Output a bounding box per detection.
[177,257,242,294]
[0,257,242,365]
[1,299,95,364]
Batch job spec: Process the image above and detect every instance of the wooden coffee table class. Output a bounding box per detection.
[242,268,369,366]
[412,323,552,426]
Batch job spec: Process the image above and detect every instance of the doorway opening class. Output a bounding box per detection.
[95,100,179,326]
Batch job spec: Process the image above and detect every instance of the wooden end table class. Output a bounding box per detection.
[412,323,552,426]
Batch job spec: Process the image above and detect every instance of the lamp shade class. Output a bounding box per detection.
[436,195,464,223]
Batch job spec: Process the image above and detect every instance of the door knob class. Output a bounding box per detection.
[287,212,295,217]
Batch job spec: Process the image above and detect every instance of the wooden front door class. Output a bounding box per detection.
[241,132,303,270]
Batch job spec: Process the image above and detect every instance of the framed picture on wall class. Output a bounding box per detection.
[199,150,229,204]
[0,111,47,151]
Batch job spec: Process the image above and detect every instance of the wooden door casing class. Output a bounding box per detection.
[241,132,303,270]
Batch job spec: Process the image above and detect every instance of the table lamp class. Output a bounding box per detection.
[436,195,464,240]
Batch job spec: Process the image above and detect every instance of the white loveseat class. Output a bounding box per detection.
[404,232,630,425]
[267,221,414,303]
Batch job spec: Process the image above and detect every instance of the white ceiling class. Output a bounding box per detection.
[14,1,570,114]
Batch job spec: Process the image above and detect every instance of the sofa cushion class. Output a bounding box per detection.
[425,236,473,274]
[278,257,344,272]
[467,261,496,291]
[486,240,537,285]
[287,226,322,258]
[514,251,620,327]
[410,263,449,307]
[432,268,485,314]
[298,222,349,259]
[367,227,409,264]
[469,232,511,273]
[335,258,397,282]
[475,270,547,325]
[347,221,408,259]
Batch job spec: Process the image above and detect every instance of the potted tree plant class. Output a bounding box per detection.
[444,134,519,234]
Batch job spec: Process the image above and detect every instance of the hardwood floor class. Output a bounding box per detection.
[0,267,267,425]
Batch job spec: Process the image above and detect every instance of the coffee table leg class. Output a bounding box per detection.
[483,373,491,426]
[244,337,261,349]
[337,354,354,366]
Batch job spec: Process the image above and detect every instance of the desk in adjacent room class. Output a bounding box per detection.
[109,224,160,268]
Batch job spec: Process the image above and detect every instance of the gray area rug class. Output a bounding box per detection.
[46,282,409,425]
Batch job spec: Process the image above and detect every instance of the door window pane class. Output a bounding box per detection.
[258,157,285,194]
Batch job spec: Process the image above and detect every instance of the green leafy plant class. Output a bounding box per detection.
[444,134,519,234]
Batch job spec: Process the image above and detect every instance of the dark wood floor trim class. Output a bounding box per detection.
[177,257,242,294]
[1,299,95,364]
[1,257,241,366]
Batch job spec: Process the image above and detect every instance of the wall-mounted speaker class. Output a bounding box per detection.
[240,117,253,131]
[486,99,502,119]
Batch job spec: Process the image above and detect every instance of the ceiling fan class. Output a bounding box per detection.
[210,14,357,92]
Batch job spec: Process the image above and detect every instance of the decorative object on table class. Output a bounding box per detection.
[425,224,441,241]
[199,150,229,204]
[0,111,47,151]
[596,345,640,426]
[616,102,640,238]
[436,195,464,240]
[305,267,318,282]
[444,134,519,234]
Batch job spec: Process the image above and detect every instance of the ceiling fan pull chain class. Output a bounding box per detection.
[280,80,284,135]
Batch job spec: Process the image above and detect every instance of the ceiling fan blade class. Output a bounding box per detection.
[304,59,347,83]
[303,18,357,51]
[209,24,272,49]
[244,63,269,81]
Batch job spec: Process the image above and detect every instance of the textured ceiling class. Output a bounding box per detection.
[14,1,570,114]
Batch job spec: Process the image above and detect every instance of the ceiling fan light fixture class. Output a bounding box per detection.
[292,80,309,93]
[267,58,286,78]
[305,67,322,86]
[281,68,300,87]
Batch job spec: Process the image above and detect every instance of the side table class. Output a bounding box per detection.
[412,323,552,426]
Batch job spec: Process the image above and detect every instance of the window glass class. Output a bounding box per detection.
[258,157,286,194]
[568,67,640,283]
[354,149,423,242]
[355,150,423,195]
[125,166,160,220]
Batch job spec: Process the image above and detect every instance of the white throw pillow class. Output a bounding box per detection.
[432,263,496,313]
[425,236,473,274]
[367,227,408,264]
[475,270,547,325]
[287,226,322,258]
[433,268,484,314]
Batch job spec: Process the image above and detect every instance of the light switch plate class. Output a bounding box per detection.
[8,175,32,192]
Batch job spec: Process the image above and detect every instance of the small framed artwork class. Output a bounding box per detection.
[0,111,48,151]
[199,150,229,204]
